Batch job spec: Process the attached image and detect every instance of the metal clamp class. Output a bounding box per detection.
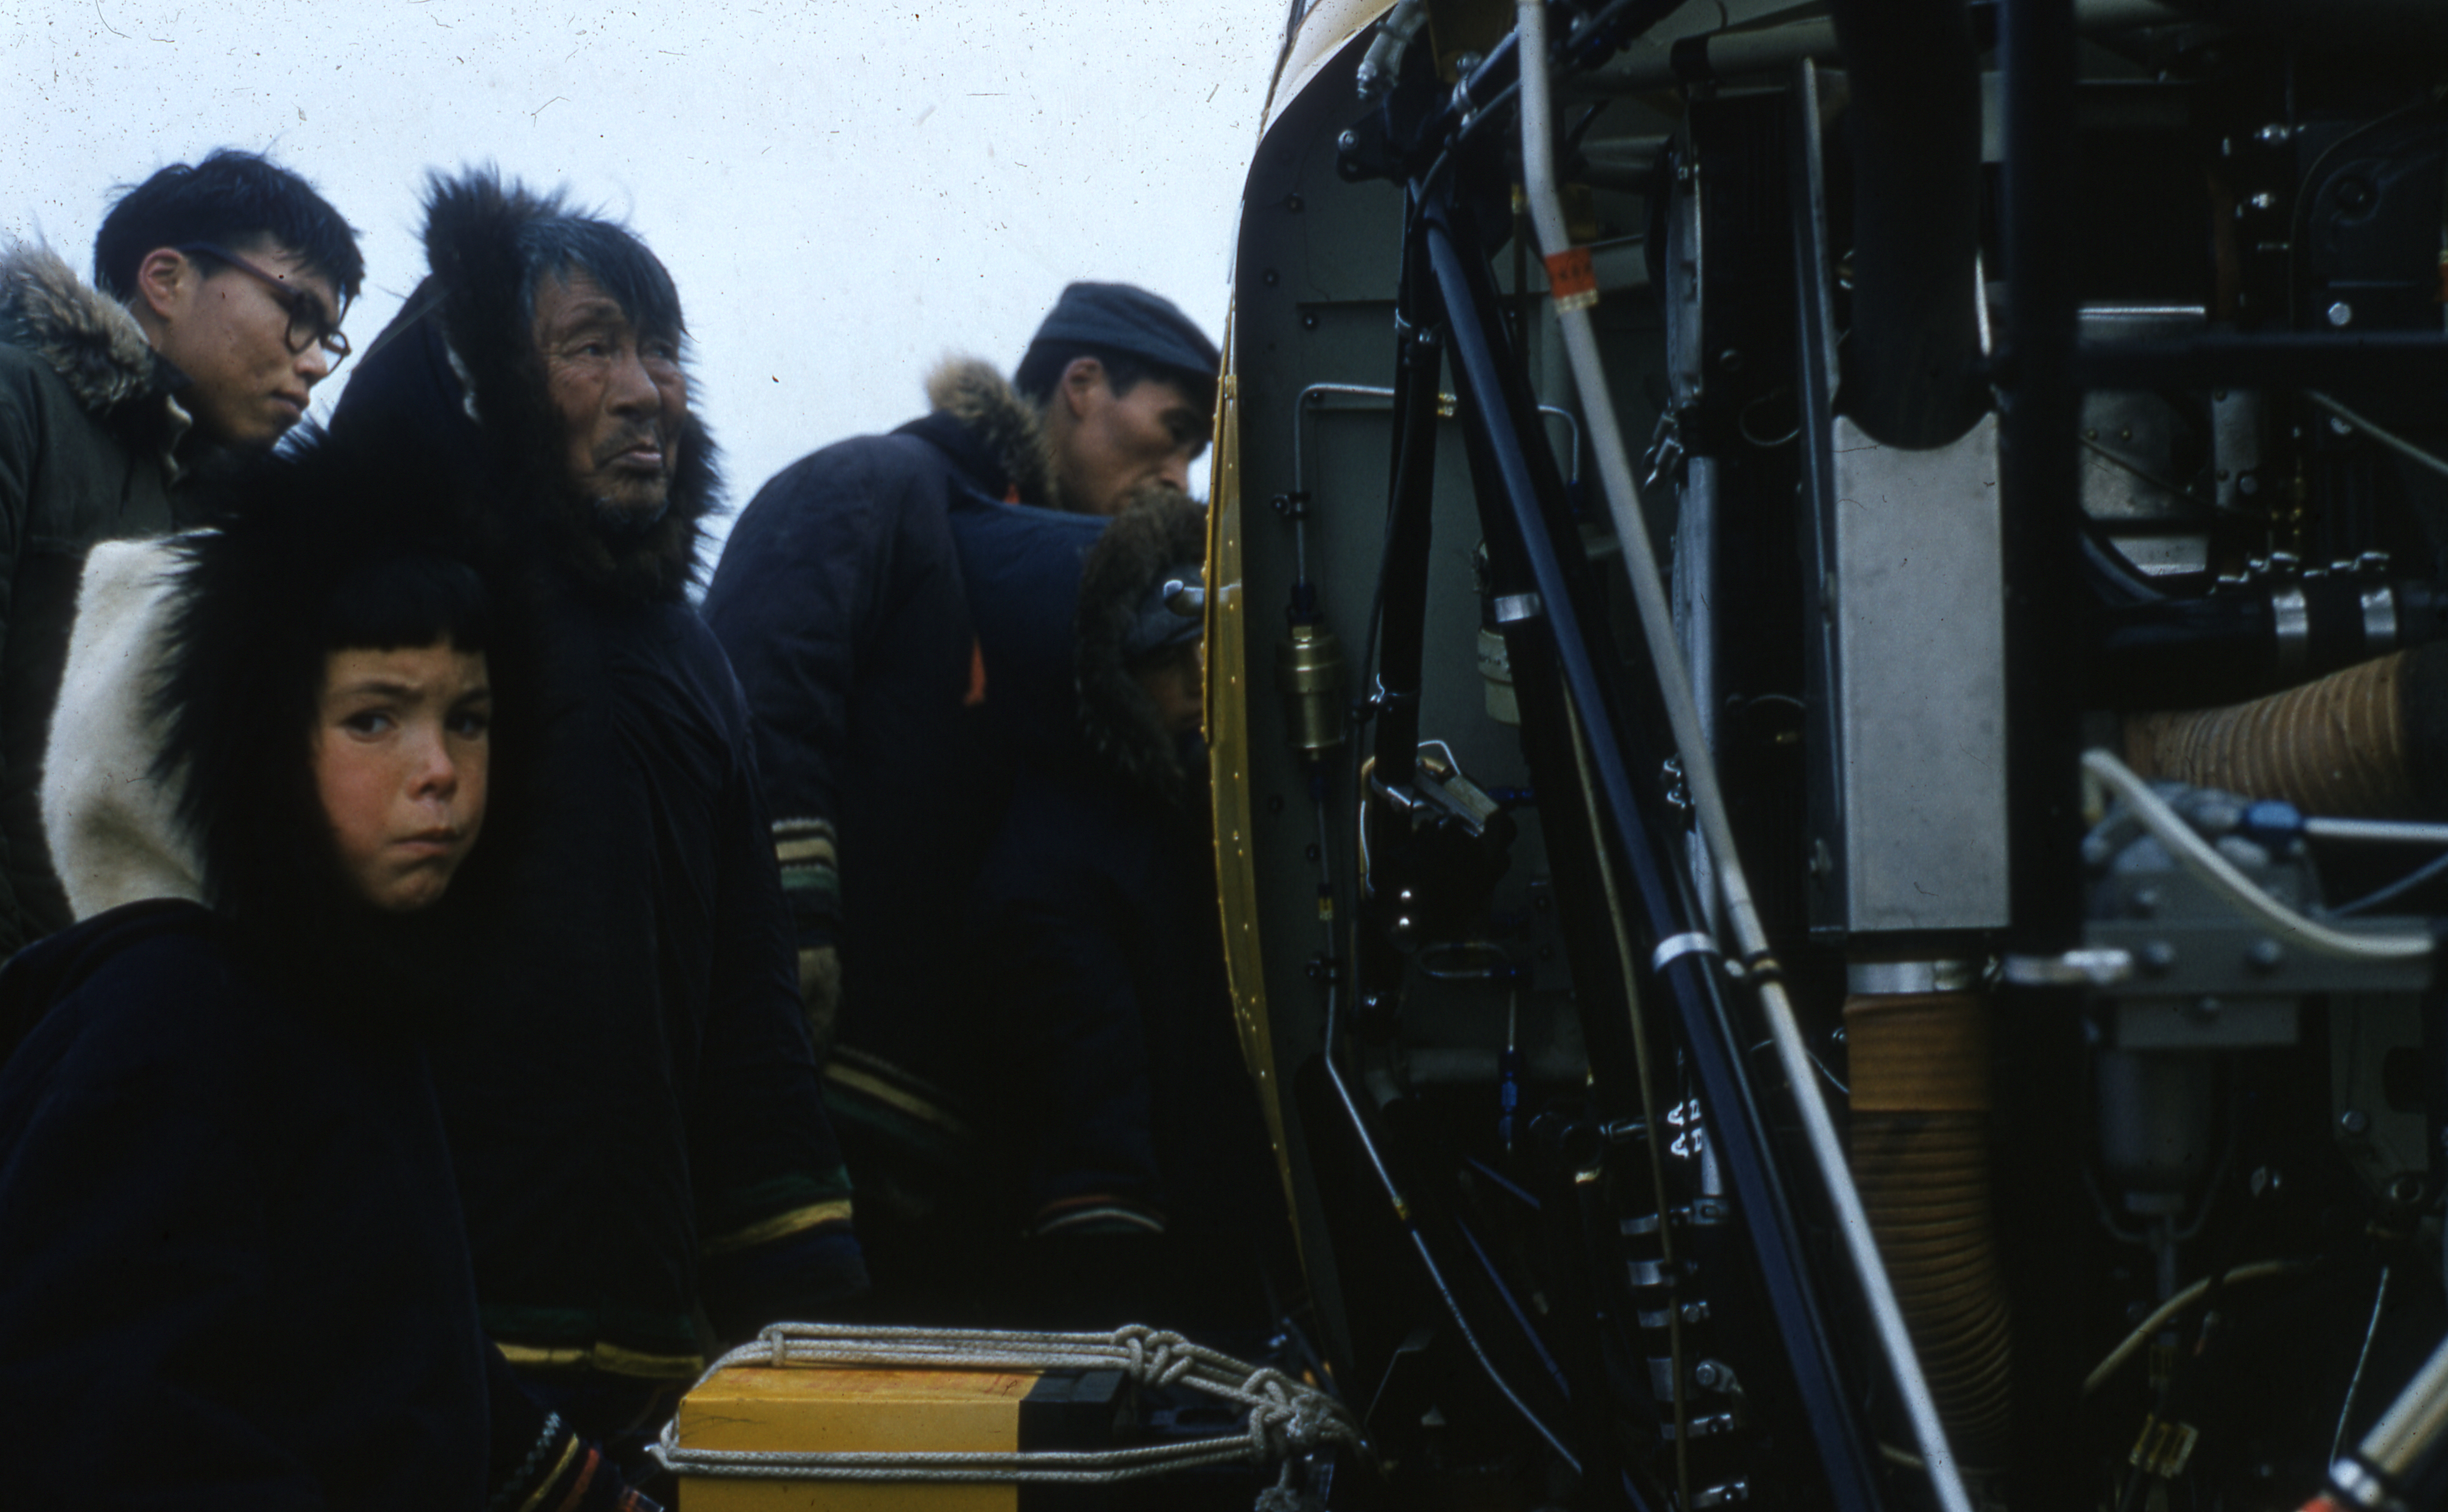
[1652,931,1722,974]
[2001,948,2137,987]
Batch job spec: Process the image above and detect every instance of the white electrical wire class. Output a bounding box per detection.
[2080,1258,2315,1397]
[2081,749,2435,963]
[1515,10,1975,1512]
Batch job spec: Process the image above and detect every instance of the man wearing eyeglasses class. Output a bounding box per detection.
[0,149,361,952]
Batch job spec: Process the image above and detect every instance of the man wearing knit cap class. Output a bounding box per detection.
[704,282,1220,1317]
[1016,281,1220,516]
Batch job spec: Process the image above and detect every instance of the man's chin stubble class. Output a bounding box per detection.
[581,488,671,534]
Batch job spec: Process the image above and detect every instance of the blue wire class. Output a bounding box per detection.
[2330,847,2448,917]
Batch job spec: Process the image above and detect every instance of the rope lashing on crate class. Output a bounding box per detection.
[649,1321,1364,1495]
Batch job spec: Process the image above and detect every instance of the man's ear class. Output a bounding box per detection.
[1059,355,1108,418]
[131,248,194,332]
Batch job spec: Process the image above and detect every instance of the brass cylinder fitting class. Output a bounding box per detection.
[1276,620,1348,758]
[1846,989,2014,1470]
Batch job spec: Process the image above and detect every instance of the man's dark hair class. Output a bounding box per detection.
[514,215,686,341]
[1013,342,1216,415]
[94,149,364,305]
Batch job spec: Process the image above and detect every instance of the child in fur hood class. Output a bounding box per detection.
[0,430,658,1511]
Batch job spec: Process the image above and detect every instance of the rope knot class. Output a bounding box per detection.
[1114,1325,1195,1386]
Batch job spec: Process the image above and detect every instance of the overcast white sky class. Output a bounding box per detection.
[4,0,1288,555]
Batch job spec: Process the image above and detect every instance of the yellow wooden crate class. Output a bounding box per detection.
[672,1364,1124,1512]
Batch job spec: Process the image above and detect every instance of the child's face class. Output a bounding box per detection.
[311,641,492,912]
[1132,640,1206,740]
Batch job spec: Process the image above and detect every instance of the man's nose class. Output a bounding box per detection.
[295,342,332,386]
[607,348,660,414]
[1156,448,1193,495]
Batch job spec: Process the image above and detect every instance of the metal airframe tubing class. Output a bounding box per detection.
[1421,205,1885,1512]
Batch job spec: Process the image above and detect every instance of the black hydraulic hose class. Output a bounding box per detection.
[1826,0,1987,449]
[1370,267,1446,787]
[1454,1214,1575,1401]
[1421,205,1884,1512]
[1320,983,1585,1473]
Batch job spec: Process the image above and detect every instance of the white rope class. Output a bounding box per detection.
[649,1321,1365,1491]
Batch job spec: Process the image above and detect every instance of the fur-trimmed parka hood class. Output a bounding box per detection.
[144,421,508,1018]
[330,169,717,603]
[0,241,172,416]
[919,357,1067,512]
[1075,490,1208,802]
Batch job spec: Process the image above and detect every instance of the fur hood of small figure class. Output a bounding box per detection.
[149,422,505,1017]
[0,241,164,415]
[1073,489,1208,804]
[334,169,718,604]
[923,357,1070,512]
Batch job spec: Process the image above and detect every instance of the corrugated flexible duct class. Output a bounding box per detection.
[2124,645,2448,816]
[1845,991,2015,1470]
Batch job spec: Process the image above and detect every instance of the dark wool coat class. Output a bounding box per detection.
[327,175,862,1401]
[704,360,1102,1224]
[0,900,489,1510]
[0,245,192,951]
[962,499,1291,1334]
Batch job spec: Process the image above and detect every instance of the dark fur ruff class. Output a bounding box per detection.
[1074,490,1208,801]
[151,427,497,1017]
[421,171,718,602]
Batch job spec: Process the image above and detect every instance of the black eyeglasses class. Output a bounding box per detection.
[177,242,351,367]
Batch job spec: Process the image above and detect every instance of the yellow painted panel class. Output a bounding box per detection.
[1205,315,1299,1237]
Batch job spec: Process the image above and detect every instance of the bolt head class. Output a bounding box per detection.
[2339,1108,2371,1137]
[2139,941,2178,975]
[2245,938,2284,973]
[2329,300,2354,327]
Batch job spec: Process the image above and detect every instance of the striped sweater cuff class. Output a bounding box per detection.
[771,817,840,941]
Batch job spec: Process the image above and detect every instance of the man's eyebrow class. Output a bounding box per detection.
[547,300,632,332]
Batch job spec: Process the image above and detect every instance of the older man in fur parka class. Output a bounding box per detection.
[41,170,865,1448]
[703,283,1217,1318]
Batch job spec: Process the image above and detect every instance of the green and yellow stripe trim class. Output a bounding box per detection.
[700,1197,856,1258]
